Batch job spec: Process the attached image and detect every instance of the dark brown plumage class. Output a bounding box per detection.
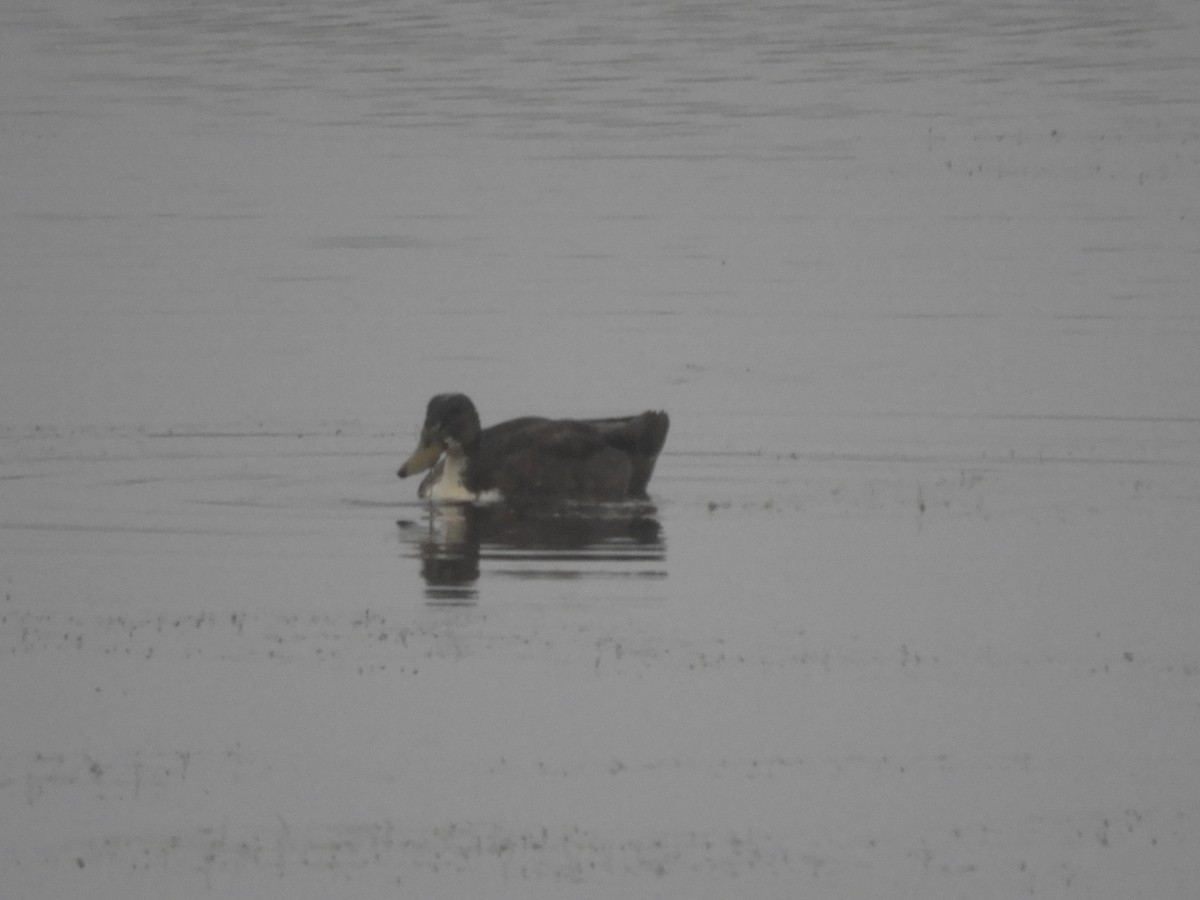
[398,394,669,502]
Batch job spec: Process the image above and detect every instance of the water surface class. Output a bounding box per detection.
[2,0,1199,897]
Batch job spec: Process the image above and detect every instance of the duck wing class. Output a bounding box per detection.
[478,411,668,499]
[579,411,669,497]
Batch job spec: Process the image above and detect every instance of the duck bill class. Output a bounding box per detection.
[398,430,444,478]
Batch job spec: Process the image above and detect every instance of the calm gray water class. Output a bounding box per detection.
[3,1,1199,897]
[4,0,1198,426]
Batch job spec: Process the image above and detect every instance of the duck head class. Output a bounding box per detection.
[398,393,482,478]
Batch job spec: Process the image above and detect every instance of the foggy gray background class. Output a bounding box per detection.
[2,0,1199,897]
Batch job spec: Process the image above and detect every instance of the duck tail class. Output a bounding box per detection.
[639,410,670,457]
[627,410,669,498]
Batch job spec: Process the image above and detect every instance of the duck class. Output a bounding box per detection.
[397,393,669,502]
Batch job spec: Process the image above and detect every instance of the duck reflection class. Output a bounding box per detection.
[397,503,666,604]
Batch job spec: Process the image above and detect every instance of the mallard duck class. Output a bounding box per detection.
[397,393,669,502]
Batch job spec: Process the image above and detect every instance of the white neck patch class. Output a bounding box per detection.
[425,452,501,503]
